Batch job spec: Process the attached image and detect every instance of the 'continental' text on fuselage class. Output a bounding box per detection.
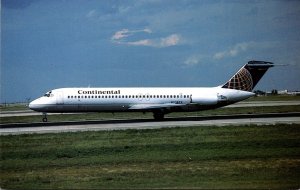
[78,90,121,95]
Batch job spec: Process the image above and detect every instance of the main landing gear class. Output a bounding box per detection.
[153,112,165,120]
[42,113,48,122]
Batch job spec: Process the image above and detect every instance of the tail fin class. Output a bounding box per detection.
[222,60,274,92]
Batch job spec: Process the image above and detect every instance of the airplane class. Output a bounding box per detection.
[29,60,274,122]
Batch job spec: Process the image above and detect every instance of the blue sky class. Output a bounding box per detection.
[1,0,300,103]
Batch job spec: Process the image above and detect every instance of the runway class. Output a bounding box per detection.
[225,100,300,108]
[1,113,299,135]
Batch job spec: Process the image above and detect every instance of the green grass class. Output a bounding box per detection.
[0,103,29,112]
[1,124,300,189]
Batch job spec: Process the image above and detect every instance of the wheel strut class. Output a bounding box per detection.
[42,113,48,122]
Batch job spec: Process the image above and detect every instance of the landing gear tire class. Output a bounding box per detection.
[42,113,48,122]
[153,112,164,120]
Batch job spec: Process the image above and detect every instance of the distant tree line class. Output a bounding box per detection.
[253,89,295,96]
[254,89,279,96]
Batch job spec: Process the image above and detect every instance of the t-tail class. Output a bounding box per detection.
[222,60,274,92]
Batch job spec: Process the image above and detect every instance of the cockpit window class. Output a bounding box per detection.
[43,91,52,97]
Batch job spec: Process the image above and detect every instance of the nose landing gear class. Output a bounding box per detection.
[42,113,48,122]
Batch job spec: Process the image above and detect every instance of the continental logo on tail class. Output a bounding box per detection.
[222,61,274,92]
[222,67,253,91]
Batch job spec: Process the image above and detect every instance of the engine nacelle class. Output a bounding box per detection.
[191,93,218,105]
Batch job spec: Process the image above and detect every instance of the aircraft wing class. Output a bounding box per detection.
[129,103,186,110]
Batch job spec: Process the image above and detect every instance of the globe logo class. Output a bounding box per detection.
[227,68,253,91]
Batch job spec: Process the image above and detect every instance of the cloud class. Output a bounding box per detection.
[184,55,202,66]
[111,28,152,41]
[127,39,152,46]
[160,34,180,47]
[118,6,131,14]
[213,42,254,60]
[111,29,181,48]
[111,29,131,40]
[86,10,97,18]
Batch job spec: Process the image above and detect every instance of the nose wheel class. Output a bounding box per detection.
[42,113,48,122]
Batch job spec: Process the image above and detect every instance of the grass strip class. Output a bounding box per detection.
[1,124,299,189]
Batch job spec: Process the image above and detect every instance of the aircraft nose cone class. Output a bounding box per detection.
[29,101,37,110]
[29,99,44,111]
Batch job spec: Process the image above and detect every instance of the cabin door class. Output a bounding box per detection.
[56,91,64,105]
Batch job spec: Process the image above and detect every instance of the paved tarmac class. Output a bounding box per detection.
[1,114,299,135]
[225,100,300,108]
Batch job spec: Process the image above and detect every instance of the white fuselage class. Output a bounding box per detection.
[29,87,255,113]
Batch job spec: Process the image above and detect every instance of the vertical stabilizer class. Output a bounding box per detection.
[222,60,274,92]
